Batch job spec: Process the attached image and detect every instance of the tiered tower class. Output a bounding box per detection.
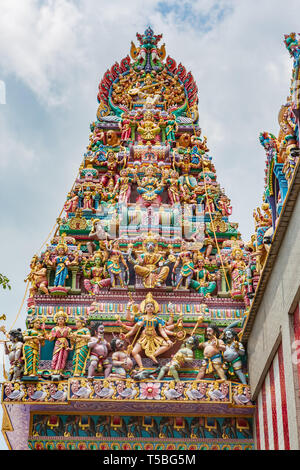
[2,28,255,451]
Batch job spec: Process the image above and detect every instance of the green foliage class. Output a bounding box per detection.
[0,273,11,290]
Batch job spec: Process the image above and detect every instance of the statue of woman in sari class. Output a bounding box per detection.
[47,310,72,378]
[23,318,46,377]
[70,318,91,377]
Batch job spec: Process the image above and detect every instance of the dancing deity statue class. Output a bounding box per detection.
[83,250,110,294]
[120,292,174,369]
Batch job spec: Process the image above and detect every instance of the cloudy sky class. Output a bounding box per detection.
[0,0,299,449]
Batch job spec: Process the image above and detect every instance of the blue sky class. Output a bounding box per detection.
[0,0,299,449]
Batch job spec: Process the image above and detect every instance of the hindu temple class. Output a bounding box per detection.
[1,27,299,451]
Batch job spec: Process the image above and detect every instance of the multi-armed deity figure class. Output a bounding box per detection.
[128,233,172,288]
[119,292,175,369]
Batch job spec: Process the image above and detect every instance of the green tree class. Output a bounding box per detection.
[0,273,11,290]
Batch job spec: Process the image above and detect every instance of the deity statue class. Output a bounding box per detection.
[157,335,199,382]
[172,242,195,290]
[106,240,129,288]
[70,317,91,377]
[128,233,170,288]
[44,237,79,288]
[164,169,181,205]
[23,317,46,378]
[25,257,49,297]
[190,129,209,154]
[101,151,124,186]
[115,168,134,204]
[83,250,111,294]
[136,165,164,206]
[222,328,247,384]
[190,254,217,296]
[119,113,132,144]
[165,114,178,143]
[108,336,134,379]
[137,111,161,142]
[217,194,232,216]
[86,219,109,255]
[47,310,72,378]
[64,191,79,217]
[227,248,247,298]
[174,153,201,189]
[4,329,24,381]
[196,324,226,381]
[87,322,112,378]
[120,292,174,369]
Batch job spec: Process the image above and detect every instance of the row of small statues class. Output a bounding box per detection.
[2,293,247,385]
[64,158,222,211]
[26,233,252,300]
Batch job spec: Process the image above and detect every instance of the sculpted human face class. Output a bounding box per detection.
[57,316,65,327]
[206,327,214,339]
[145,302,155,315]
[97,325,104,337]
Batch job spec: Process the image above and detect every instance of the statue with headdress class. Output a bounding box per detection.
[22,317,47,378]
[44,234,80,288]
[227,246,247,299]
[70,317,91,377]
[120,292,174,369]
[83,249,111,294]
[136,164,164,207]
[128,233,171,288]
[47,309,73,378]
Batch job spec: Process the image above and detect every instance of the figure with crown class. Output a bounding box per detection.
[121,292,174,368]
[128,233,171,288]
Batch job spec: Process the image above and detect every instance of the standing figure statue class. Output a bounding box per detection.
[196,324,226,381]
[157,335,199,382]
[4,329,24,381]
[222,327,247,384]
[106,240,129,288]
[128,233,171,288]
[87,322,112,378]
[172,242,195,290]
[121,292,174,369]
[70,318,91,377]
[23,318,47,378]
[86,219,109,256]
[47,310,72,379]
[44,238,79,288]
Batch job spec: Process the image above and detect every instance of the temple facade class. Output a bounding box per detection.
[1,28,298,451]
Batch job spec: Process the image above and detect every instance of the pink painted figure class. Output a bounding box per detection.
[47,310,72,375]
[64,191,79,216]
[87,323,112,378]
[101,151,124,186]
[119,113,132,143]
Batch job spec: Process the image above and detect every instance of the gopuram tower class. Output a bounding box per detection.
[1,28,255,451]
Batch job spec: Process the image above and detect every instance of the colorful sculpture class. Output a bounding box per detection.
[87,322,111,378]
[47,310,72,378]
[121,292,174,368]
[70,318,91,377]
